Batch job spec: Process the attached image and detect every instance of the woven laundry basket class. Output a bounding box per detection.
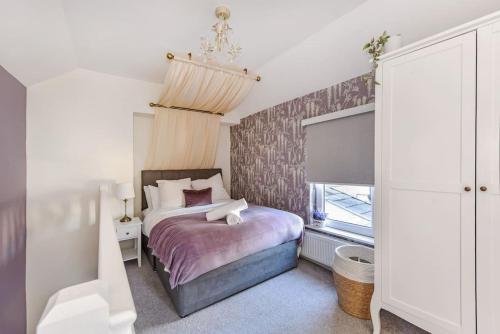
[332,245,374,320]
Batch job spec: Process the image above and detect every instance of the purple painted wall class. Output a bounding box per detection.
[0,65,27,334]
[230,74,375,219]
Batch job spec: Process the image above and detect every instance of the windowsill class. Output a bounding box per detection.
[305,224,374,247]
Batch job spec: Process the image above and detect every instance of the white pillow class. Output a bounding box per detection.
[157,178,192,208]
[156,177,191,184]
[142,207,152,218]
[143,186,152,209]
[148,185,160,210]
[192,173,230,201]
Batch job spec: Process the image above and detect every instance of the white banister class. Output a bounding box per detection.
[37,184,137,334]
[98,184,137,334]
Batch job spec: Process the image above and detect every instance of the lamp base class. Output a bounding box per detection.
[120,215,132,223]
[120,198,131,223]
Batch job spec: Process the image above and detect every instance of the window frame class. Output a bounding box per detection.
[312,183,374,237]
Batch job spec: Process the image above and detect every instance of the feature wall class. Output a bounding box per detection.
[0,65,27,334]
[230,75,374,219]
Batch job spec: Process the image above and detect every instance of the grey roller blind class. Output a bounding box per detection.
[305,111,374,185]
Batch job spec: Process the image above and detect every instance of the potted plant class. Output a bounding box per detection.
[312,210,327,228]
[363,31,390,85]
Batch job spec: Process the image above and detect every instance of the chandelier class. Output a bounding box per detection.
[200,6,242,63]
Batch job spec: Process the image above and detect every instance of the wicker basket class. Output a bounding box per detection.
[332,245,374,320]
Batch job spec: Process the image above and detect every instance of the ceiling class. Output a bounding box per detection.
[0,0,365,86]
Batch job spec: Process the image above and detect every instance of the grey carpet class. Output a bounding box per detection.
[126,253,427,334]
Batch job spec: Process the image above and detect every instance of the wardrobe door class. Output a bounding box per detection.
[380,32,476,334]
[477,21,500,334]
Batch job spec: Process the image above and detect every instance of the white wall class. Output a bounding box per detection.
[231,0,500,120]
[26,69,162,334]
[132,113,232,215]
[132,113,153,215]
[27,68,234,333]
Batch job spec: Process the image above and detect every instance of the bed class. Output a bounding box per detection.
[140,169,303,317]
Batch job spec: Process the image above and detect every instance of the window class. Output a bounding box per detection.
[312,183,374,237]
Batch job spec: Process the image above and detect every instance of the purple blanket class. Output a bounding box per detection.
[148,205,304,288]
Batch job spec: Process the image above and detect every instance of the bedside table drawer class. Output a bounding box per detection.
[116,225,138,240]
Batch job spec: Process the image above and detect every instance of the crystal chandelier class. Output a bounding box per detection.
[200,6,242,63]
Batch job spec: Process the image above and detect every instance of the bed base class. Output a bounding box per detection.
[142,234,298,317]
[142,233,156,270]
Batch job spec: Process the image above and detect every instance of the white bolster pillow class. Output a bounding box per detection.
[226,211,243,225]
[206,199,248,221]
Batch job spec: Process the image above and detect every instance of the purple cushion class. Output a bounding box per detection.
[183,187,212,207]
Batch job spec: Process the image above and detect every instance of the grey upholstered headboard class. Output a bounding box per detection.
[141,169,222,210]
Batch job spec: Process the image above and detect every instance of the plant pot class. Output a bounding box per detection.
[385,34,403,52]
[312,219,326,228]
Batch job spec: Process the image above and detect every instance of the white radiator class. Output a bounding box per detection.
[301,230,352,268]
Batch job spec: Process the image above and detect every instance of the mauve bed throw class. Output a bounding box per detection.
[148,205,303,288]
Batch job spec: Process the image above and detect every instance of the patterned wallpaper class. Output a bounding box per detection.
[230,74,375,219]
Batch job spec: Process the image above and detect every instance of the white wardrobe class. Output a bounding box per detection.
[371,13,500,334]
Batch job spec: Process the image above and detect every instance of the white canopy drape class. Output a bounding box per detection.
[145,53,257,169]
[145,108,221,170]
[157,53,256,114]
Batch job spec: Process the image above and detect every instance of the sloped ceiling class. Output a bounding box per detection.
[0,0,366,86]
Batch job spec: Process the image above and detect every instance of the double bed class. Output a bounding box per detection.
[140,169,303,317]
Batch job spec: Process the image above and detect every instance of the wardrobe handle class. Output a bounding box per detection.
[480,186,488,192]
[464,186,471,192]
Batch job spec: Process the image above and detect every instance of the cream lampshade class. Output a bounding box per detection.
[116,182,135,222]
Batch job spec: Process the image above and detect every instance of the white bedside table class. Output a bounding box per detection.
[114,217,142,267]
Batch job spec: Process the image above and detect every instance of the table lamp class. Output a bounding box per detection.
[116,182,135,222]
